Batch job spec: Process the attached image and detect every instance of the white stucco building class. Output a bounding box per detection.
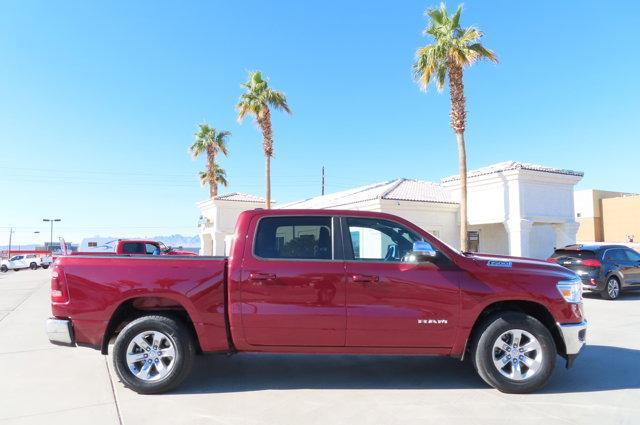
[198,161,583,259]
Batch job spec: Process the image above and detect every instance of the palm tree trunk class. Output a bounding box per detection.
[449,63,468,251]
[207,146,217,198]
[456,132,468,252]
[265,155,271,209]
[259,108,274,209]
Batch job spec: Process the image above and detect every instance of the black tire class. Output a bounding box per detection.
[29,262,38,270]
[601,276,621,300]
[42,264,50,269]
[471,312,556,394]
[113,315,195,394]
[0,265,7,273]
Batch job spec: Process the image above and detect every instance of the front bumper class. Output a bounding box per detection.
[45,318,74,345]
[557,320,587,367]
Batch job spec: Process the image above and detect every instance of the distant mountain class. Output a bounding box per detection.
[0,244,38,250]
[152,235,200,248]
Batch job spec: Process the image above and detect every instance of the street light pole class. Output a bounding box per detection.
[42,218,61,252]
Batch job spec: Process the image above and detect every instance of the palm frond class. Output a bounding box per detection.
[451,4,463,28]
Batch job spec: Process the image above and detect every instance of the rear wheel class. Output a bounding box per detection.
[42,264,50,269]
[601,277,620,300]
[471,312,556,394]
[29,262,38,270]
[113,315,195,394]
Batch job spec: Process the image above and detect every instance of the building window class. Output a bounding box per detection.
[467,231,480,252]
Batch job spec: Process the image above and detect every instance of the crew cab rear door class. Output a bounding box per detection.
[238,215,346,346]
[342,216,460,348]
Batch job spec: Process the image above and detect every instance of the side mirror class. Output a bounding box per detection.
[409,241,437,262]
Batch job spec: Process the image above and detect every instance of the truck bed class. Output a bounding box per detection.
[51,254,231,352]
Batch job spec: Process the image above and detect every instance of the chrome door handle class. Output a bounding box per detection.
[249,272,277,281]
[352,274,379,283]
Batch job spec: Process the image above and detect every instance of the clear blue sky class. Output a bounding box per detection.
[1,0,639,245]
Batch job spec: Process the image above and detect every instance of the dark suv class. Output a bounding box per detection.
[548,244,640,300]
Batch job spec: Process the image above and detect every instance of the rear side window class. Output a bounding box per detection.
[552,249,596,260]
[254,216,332,260]
[604,249,629,262]
[122,242,144,254]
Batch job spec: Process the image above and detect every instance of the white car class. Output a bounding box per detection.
[0,254,49,272]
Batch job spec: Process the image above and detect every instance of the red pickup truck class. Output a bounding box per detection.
[46,209,586,394]
[75,239,197,256]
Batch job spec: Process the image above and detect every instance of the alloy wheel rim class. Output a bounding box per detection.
[126,330,177,381]
[492,329,543,381]
[608,279,619,298]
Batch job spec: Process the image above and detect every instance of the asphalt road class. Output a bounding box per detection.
[1,268,639,424]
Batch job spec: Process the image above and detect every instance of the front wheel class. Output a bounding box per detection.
[601,277,620,300]
[42,264,50,269]
[113,315,195,394]
[0,265,7,273]
[471,312,556,394]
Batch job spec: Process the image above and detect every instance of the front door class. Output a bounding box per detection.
[239,215,346,346]
[343,216,460,348]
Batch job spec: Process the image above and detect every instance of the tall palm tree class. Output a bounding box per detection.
[190,124,230,198]
[236,71,291,209]
[413,3,497,251]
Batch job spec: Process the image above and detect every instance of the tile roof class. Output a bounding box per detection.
[281,179,456,209]
[214,192,267,203]
[442,161,584,182]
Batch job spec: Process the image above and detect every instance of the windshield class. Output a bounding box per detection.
[159,242,170,253]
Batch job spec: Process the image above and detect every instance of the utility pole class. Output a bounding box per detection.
[321,166,325,196]
[43,218,61,252]
[7,228,14,259]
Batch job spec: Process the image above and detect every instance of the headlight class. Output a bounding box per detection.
[557,277,582,303]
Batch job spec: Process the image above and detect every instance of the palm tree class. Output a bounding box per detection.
[413,3,497,251]
[190,124,230,198]
[198,164,228,193]
[236,71,291,209]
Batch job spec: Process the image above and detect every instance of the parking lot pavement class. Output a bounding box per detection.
[1,271,640,425]
[0,269,120,425]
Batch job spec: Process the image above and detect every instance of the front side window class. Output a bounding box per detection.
[624,249,640,262]
[10,256,23,261]
[346,217,425,262]
[254,216,332,260]
[145,243,161,255]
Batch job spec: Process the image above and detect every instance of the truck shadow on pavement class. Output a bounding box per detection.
[173,345,640,394]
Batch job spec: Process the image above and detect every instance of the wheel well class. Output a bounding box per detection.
[465,300,566,358]
[101,297,202,355]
